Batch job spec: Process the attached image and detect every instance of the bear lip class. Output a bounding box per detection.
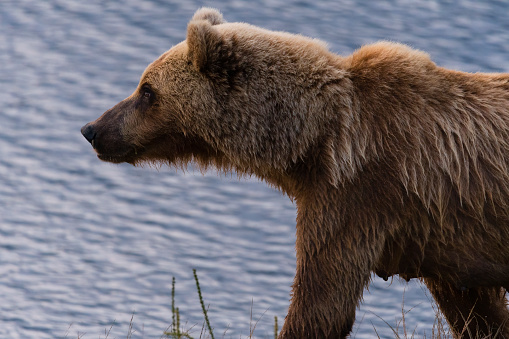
[96,147,141,164]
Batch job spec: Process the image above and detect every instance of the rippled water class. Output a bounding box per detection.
[1,1,508,338]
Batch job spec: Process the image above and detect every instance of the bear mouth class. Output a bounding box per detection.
[96,147,142,164]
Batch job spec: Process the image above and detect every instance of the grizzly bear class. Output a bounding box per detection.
[81,8,509,339]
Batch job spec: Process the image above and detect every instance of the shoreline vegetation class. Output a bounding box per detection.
[68,271,502,338]
[165,269,276,339]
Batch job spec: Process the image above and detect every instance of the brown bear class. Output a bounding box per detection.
[81,8,509,339]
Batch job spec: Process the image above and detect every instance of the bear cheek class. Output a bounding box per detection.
[128,119,186,162]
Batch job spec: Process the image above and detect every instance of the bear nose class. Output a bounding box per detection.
[81,123,96,145]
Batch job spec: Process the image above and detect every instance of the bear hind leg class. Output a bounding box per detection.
[424,278,509,338]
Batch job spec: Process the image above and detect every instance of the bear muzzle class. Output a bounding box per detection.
[81,121,139,164]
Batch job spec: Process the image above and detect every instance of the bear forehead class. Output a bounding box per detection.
[140,42,187,83]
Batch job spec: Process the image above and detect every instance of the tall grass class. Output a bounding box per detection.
[193,269,214,339]
[164,269,278,339]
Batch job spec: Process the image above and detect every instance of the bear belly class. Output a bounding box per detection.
[376,235,509,290]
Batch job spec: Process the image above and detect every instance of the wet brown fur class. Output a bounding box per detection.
[82,8,509,338]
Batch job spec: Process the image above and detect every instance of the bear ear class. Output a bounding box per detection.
[191,8,225,26]
[187,18,225,73]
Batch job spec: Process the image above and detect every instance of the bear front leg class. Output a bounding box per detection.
[279,250,371,338]
[425,278,509,338]
[279,197,385,339]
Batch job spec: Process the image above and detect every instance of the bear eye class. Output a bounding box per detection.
[143,88,152,99]
[141,85,154,101]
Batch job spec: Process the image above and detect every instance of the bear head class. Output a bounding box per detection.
[81,8,352,192]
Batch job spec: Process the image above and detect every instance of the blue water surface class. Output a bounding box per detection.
[1,1,508,338]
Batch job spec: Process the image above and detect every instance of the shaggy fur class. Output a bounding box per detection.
[81,8,509,338]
